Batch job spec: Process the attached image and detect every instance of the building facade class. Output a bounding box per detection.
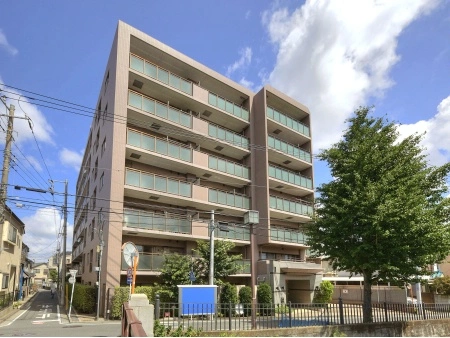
[0,206,25,297]
[71,21,321,315]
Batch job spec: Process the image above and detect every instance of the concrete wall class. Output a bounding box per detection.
[202,318,450,337]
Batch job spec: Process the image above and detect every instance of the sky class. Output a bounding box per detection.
[0,0,449,263]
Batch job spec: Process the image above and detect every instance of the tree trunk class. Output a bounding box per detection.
[363,272,373,323]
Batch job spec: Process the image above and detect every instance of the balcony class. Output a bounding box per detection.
[267,106,310,139]
[208,124,249,150]
[208,92,249,121]
[208,188,250,210]
[215,223,250,242]
[130,54,193,95]
[127,91,250,160]
[123,208,191,235]
[269,164,312,196]
[269,195,313,222]
[121,252,250,275]
[125,168,192,197]
[126,129,249,188]
[268,136,311,169]
[270,226,308,245]
[128,90,192,128]
[127,129,192,162]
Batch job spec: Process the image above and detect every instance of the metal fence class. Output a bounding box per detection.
[154,298,450,332]
[0,292,15,311]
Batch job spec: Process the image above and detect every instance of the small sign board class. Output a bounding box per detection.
[127,267,133,285]
[68,277,75,284]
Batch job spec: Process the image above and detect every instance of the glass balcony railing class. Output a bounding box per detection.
[270,226,308,245]
[268,135,311,163]
[123,208,191,234]
[208,124,249,150]
[208,92,249,121]
[269,165,312,189]
[130,54,193,95]
[233,259,251,274]
[125,168,192,198]
[127,129,192,163]
[128,90,192,128]
[121,252,165,271]
[208,155,250,179]
[269,195,313,216]
[208,188,250,209]
[215,223,250,241]
[267,106,310,137]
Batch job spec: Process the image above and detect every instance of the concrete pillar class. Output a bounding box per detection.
[129,294,154,337]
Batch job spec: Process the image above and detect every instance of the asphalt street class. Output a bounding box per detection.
[0,289,121,337]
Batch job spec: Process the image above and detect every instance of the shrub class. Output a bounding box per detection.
[219,283,238,316]
[68,283,96,313]
[154,320,202,337]
[238,286,252,316]
[135,286,153,302]
[257,282,272,315]
[110,286,129,319]
[430,276,450,295]
[313,281,334,304]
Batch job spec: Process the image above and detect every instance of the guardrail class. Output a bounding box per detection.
[121,302,147,337]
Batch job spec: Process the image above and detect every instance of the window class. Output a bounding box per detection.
[103,104,108,124]
[33,269,40,274]
[2,275,9,289]
[86,252,90,271]
[92,189,97,210]
[101,137,106,156]
[96,100,102,125]
[91,218,96,241]
[7,225,17,244]
[89,249,93,272]
[43,269,49,275]
[94,158,98,179]
[100,172,104,190]
[104,71,109,93]
[94,130,100,150]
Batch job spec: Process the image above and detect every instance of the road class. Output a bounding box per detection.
[0,289,121,337]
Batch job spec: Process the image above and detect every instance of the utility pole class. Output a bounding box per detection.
[0,97,14,252]
[61,180,68,308]
[96,212,104,320]
[208,210,214,285]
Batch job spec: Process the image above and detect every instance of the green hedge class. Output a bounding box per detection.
[68,283,96,314]
[110,285,155,319]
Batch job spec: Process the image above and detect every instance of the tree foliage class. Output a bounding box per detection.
[313,281,334,304]
[430,276,450,295]
[307,106,450,322]
[159,240,242,299]
[193,239,242,285]
[49,269,58,282]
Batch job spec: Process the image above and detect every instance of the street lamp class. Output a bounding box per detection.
[244,210,259,330]
[208,210,229,286]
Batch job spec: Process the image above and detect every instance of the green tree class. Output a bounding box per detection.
[239,286,252,316]
[313,281,334,304]
[159,253,193,301]
[307,107,450,323]
[430,276,450,295]
[194,239,242,285]
[49,269,58,282]
[219,282,238,316]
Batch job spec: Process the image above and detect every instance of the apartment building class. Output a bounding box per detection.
[72,21,321,316]
[0,206,25,296]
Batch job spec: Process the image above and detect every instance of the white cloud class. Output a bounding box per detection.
[398,95,450,166]
[25,155,43,172]
[59,148,83,171]
[0,29,18,56]
[0,78,55,145]
[226,47,253,77]
[262,0,440,151]
[21,207,73,262]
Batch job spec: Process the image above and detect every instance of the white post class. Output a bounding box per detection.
[68,282,75,318]
[208,210,214,286]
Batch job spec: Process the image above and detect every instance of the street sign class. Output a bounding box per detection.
[68,277,75,284]
[69,269,78,277]
[189,271,196,282]
[127,267,133,285]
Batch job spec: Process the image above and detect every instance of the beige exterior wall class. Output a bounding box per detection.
[0,208,25,294]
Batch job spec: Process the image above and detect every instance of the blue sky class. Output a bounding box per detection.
[0,0,449,262]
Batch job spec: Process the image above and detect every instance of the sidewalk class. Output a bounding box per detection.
[0,290,37,324]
